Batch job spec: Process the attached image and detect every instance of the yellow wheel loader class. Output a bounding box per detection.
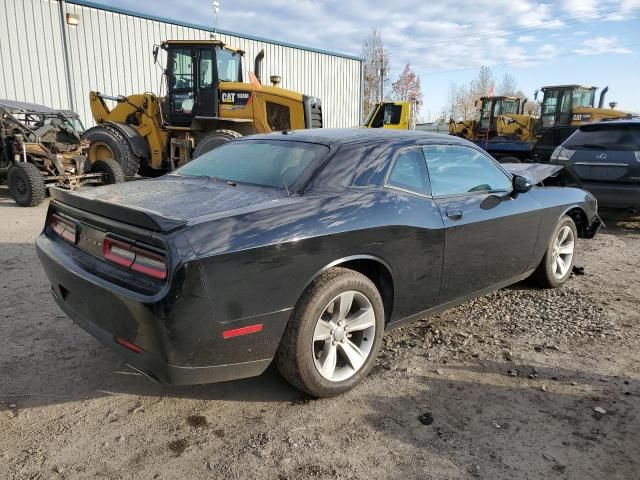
[448,96,525,140]
[84,40,322,176]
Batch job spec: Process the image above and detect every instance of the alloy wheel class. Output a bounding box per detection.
[552,225,575,279]
[312,291,376,382]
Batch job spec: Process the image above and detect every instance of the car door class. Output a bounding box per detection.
[383,147,443,318]
[423,144,542,303]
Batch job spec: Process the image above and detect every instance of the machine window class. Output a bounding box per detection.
[266,102,291,131]
[200,49,214,89]
[170,48,194,90]
[384,104,402,125]
[423,145,512,196]
[386,149,430,195]
[216,47,241,82]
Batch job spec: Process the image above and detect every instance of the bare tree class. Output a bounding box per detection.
[470,65,495,99]
[497,73,518,96]
[361,29,390,119]
[391,64,423,114]
[446,66,496,120]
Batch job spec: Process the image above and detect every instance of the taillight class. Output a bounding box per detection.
[50,214,77,244]
[103,237,167,280]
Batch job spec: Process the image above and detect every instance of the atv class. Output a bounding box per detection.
[0,100,124,207]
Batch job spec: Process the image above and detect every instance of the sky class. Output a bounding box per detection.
[100,0,640,120]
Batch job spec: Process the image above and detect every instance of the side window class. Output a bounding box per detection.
[199,49,214,89]
[423,145,512,196]
[383,104,403,125]
[386,149,430,195]
[266,102,291,131]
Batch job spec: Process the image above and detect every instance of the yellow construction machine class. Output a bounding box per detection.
[449,96,526,140]
[84,39,322,176]
[362,101,415,130]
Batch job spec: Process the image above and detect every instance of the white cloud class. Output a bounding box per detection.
[517,35,536,42]
[573,36,633,55]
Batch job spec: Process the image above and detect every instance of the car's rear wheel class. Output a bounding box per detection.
[531,215,577,288]
[276,267,384,397]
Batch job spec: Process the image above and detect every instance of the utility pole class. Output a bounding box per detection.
[378,51,385,103]
[213,1,220,35]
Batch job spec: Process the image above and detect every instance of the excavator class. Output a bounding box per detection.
[84,39,322,176]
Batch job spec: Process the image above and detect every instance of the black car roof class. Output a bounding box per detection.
[580,119,640,129]
[244,128,470,148]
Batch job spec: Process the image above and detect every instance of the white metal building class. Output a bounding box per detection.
[0,0,363,128]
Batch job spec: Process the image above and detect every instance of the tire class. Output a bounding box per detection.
[276,267,385,398]
[83,125,143,177]
[91,158,125,185]
[7,162,46,207]
[192,129,242,158]
[531,215,578,288]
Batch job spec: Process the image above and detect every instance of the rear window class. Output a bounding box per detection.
[174,140,328,189]
[565,124,640,151]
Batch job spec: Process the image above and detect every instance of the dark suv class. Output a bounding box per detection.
[550,120,640,210]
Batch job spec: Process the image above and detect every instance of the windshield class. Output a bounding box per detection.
[565,124,640,151]
[174,140,329,189]
[573,88,596,108]
[500,99,520,114]
[217,47,241,82]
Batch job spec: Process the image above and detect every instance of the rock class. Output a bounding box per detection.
[541,385,548,392]
[8,404,16,409]
[54,465,63,474]
[117,434,125,443]
[508,369,518,377]
[435,369,444,375]
[418,412,434,426]
[491,422,501,429]
[594,407,606,414]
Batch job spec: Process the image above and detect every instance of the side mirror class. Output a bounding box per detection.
[512,174,534,194]
[153,45,159,64]
[534,89,539,102]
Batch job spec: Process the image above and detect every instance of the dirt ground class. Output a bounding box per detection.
[1,185,639,480]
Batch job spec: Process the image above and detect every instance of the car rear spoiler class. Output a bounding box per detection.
[49,188,187,232]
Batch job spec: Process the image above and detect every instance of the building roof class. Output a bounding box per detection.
[67,1,363,62]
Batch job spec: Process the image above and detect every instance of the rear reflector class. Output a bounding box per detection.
[115,336,143,353]
[222,324,264,339]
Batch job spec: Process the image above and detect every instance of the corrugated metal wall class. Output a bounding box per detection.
[0,0,362,128]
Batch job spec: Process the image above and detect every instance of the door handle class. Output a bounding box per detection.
[446,209,463,220]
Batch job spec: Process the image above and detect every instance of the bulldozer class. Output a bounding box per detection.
[449,96,525,140]
[84,39,323,176]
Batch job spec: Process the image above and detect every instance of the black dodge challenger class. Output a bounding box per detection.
[36,129,601,397]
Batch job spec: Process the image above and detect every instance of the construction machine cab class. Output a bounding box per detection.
[477,96,522,138]
[363,101,412,130]
[539,85,598,132]
[161,40,245,127]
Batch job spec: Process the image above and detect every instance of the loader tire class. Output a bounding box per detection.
[83,125,142,177]
[192,130,242,158]
[8,162,46,207]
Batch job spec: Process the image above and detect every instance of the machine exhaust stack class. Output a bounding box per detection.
[254,49,265,83]
[598,86,609,109]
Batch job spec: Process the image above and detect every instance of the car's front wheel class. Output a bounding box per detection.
[531,215,577,288]
[276,268,384,397]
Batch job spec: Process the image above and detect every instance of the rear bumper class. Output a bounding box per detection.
[51,287,271,384]
[580,183,640,210]
[36,233,288,385]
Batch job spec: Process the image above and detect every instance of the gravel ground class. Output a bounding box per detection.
[0,185,639,480]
